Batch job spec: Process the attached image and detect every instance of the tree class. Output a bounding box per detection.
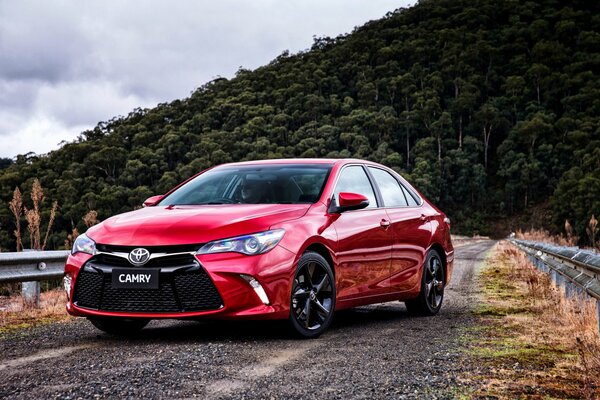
[475,101,510,168]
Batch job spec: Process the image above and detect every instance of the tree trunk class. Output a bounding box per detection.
[483,126,492,168]
[458,115,463,148]
[406,128,410,169]
[405,96,410,169]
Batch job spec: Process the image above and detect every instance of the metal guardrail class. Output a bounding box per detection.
[512,239,600,334]
[0,251,69,283]
[0,250,69,306]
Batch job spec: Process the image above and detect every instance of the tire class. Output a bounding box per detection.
[289,251,336,338]
[405,249,445,316]
[88,317,150,335]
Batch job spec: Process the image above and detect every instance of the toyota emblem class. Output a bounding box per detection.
[128,248,150,265]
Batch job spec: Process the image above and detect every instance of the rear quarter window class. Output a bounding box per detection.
[400,184,420,207]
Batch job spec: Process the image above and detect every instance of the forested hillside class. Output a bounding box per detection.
[0,0,598,250]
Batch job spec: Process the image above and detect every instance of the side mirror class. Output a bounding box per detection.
[328,192,369,213]
[143,195,164,207]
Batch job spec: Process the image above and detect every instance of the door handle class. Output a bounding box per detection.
[420,214,429,222]
[380,219,391,229]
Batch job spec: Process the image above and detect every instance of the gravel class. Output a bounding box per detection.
[0,241,495,399]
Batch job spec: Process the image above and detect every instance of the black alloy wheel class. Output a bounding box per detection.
[405,249,445,316]
[290,251,336,338]
[88,317,150,335]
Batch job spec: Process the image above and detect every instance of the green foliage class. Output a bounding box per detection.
[1,0,599,248]
[0,158,12,171]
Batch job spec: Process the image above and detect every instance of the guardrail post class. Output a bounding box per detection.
[22,249,40,307]
[597,299,600,337]
[22,281,40,307]
[550,269,557,286]
[564,280,573,298]
[556,273,564,294]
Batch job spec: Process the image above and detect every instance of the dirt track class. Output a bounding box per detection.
[0,240,495,399]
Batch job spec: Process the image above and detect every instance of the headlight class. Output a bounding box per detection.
[197,229,285,256]
[72,233,96,255]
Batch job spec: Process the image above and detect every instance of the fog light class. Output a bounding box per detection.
[63,274,72,300]
[240,275,270,305]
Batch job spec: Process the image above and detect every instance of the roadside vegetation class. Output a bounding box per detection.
[0,180,80,326]
[0,289,70,337]
[515,214,600,251]
[464,242,600,398]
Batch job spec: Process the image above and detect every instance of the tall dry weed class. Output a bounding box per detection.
[82,210,99,228]
[588,215,598,252]
[8,187,23,251]
[41,201,58,250]
[64,227,79,249]
[565,219,578,246]
[8,179,59,251]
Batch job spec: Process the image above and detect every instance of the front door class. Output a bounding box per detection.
[331,165,392,300]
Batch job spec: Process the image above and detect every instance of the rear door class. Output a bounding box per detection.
[331,165,393,300]
[367,167,432,294]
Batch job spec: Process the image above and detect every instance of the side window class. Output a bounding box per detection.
[400,184,419,207]
[334,166,377,208]
[368,167,408,207]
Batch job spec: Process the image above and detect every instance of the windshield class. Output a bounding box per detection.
[159,164,332,205]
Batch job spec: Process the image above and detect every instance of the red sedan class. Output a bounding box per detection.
[64,159,453,338]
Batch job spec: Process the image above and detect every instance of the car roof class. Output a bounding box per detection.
[218,158,382,168]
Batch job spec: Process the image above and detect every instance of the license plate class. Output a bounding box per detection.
[112,269,159,289]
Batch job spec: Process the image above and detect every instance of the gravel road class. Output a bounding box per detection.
[0,240,495,399]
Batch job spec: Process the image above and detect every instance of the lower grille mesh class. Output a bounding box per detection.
[74,268,223,313]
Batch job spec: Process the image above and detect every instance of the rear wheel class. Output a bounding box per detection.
[405,249,445,316]
[289,251,335,338]
[88,317,150,335]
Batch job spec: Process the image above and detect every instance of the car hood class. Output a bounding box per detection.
[86,204,311,246]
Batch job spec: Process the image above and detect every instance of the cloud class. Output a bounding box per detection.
[0,0,407,158]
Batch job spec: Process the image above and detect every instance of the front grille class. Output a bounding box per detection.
[174,272,224,311]
[74,270,103,308]
[73,258,223,313]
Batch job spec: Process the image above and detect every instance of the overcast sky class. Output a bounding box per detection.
[0,0,409,158]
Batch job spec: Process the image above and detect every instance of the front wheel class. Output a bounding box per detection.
[88,317,150,335]
[405,249,445,316]
[289,251,336,338]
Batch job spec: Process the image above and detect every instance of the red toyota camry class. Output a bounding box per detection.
[64,159,453,338]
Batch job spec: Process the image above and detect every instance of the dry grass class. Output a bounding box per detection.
[465,242,600,399]
[0,289,71,336]
[515,228,578,246]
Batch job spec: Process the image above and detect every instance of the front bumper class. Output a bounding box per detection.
[64,245,296,320]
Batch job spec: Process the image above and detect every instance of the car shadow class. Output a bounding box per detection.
[331,303,413,330]
[91,302,415,343]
